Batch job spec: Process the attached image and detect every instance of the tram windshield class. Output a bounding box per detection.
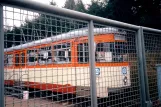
[96,42,128,62]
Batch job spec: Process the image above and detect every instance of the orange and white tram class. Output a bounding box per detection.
[4,28,130,98]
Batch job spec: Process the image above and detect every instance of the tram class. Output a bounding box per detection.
[4,27,130,97]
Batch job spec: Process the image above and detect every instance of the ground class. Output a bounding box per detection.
[5,96,74,107]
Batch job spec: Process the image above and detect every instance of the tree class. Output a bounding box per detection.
[64,0,86,13]
[50,0,57,6]
[132,0,160,29]
[104,0,134,24]
[64,0,76,10]
[75,0,86,12]
[4,1,86,48]
[87,0,106,17]
[4,0,161,48]
[86,0,160,29]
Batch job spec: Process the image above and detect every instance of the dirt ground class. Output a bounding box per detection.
[5,96,74,107]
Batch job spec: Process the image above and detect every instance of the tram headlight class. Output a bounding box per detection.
[123,76,127,85]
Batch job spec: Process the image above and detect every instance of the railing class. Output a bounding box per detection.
[0,0,161,107]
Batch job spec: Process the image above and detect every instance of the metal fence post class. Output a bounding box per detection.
[88,20,97,107]
[136,27,152,107]
[0,4,4,107]
[141,28,152,107]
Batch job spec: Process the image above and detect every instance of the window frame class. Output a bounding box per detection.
[77,42,89,64]
[27,49,38,66]
[53,42,71,64]
[4,53,14,67]
[38,46,53,65]
[95,41,128,63]
[15,53,20,67]
[20,52,25,66]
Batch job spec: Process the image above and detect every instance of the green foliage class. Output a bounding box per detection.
[104,0,134,23]
[75,0,86,12]
[132,0,160,29]
[104,0,160,29]
[50,0,57,6]
[64,0,86,12]
[64,0,76,10]
[87,0,106,17]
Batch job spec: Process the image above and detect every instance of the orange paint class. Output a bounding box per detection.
[4,34,128,94]
[95,34,115,43]
[25,82,76,93]
[4,80,76,94]
[4,80,15,85]
[5,34,126,69]
[5,62,128,70]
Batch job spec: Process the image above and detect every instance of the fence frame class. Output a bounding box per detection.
[88,20,97,107]
[1,0,161,107]
[136,27,152,107]
[0,4,4,107]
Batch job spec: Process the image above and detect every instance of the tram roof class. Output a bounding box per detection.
[4,27,125,52]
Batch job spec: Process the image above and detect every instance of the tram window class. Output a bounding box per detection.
[27,50,38,65]
[77,43,89,63]
[5,54,13,67]
[96,42,128,62]
[15,54,19,66]
[4,55,8,67]
[115,42,127,53]
[38,46,52,65]
[53,43,71,64]
[21,53,25,66]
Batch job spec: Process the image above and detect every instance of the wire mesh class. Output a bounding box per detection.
[93,24,141,107]
[144,32,161,107]
[2,2,161,107]
[3,6,92,107]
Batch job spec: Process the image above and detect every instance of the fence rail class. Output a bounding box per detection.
[0,0,161,107]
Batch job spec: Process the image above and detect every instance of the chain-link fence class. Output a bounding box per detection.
[0,0,161,107]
